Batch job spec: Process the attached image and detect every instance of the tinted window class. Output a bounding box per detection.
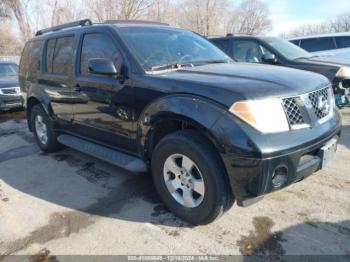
[300,37,336,52]
[290,39,300,46]
[233,40,262,63]
[336,36,350,49]
[26,40,43,76]
[211,39,231,54]
[80,33,122,76]
[46,39,56,73]
[46,36,74,75]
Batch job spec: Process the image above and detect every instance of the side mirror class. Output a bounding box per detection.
[88,58,118,76]
[262,53,277,64]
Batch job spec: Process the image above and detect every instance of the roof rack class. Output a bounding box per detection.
[105,20,169,26]
[35,19,93,36]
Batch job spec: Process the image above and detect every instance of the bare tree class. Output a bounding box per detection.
[286,12,350,38]
[3,0,33,41]
[0,20,21,55]
[178,0,229,36]
[226,0,272,35]
[87,0,155,22]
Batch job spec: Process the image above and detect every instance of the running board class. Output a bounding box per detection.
[57,134,147,173]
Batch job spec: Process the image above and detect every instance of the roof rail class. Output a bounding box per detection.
[105,20,169,26]
[35,19,93,36]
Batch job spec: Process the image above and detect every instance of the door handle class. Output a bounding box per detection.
[74,84,82,92]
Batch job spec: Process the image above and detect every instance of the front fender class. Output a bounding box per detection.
[138,95,228,153]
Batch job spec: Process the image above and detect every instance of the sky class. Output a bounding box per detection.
[257,0,350,35]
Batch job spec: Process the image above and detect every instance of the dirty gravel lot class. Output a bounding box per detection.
[0,109,349,259]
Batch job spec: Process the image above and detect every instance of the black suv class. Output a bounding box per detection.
[20,20,341,224]
[210,35,350,100]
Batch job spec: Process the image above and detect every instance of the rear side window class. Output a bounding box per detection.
[80,33,122,77]
[290,40,300,46]
[335,36,350,49]
[300,37,336,52]
[211,39,231,55]
[20,40,43,77]
[46,36,75,75]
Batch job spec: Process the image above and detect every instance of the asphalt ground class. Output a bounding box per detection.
[0,108,349,260]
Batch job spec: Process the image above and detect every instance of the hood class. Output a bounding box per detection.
[306,56,350,67]
[0,76,19,88]
[158,63,329,103]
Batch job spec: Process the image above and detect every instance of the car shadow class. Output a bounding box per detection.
[238,218,350,260]
[0,120,192,229]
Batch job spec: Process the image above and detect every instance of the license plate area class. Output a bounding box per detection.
[318,138,338,169]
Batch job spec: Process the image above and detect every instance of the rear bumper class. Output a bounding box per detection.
[0,95,24,110]
[218,111,342,206]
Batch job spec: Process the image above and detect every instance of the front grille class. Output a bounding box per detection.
[282,97,304,126]
[282,87,332,129]
[1,88,18,95]
[308,88,329,119]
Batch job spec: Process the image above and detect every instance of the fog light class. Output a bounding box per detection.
[272,165,288,187]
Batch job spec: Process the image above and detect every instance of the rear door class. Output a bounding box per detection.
[72,30,136,151]
[43,35,76,121]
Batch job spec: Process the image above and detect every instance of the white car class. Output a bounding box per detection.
[290,32,350,60]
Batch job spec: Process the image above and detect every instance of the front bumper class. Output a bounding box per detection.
[0,95,24,111]
[214,109,342,206]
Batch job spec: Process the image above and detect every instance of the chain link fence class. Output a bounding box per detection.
[0,56,21,64]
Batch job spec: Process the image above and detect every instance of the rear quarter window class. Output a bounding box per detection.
[300,37,336,52]
[19,40,43,78]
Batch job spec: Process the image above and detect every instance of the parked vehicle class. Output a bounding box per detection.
[20,20,341,224]
[289,32,350,59]
[210,35,350,107]
[0,62,24,111]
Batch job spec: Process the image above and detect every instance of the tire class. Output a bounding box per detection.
[151,130,233,225]
[30,104,61,153]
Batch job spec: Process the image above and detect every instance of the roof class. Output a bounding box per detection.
[290,32,350,40]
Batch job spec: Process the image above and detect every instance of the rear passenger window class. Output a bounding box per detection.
[46,36,75,75]
[211,39,231,55]
[290,40,300,46]
[80,33,122,77]
[300,37,335,52]
[336,37,350,49]
[46,39,56,73]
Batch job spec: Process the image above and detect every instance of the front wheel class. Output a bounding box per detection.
[151,130,233,225]
[31,104,61,153]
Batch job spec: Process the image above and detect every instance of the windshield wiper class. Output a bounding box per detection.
[150,59,230,71]
[192,59,230,65]
[150,62,194,71]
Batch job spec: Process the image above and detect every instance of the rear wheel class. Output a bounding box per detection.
[31,104,61,153]
[151,130,233,225]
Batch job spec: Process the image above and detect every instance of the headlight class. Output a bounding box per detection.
[336,67,350,78]
[229,98,289,133]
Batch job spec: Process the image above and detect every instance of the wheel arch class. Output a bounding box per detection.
[138,95,228,160]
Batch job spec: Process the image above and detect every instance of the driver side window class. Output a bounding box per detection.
[233,40,274,64]
[80,33,122,77]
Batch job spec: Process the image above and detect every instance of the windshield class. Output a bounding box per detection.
[262,37,312,60]
[0,63,19,77]
[116,26,231,71]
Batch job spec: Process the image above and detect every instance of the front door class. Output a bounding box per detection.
[72,32,136,152]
